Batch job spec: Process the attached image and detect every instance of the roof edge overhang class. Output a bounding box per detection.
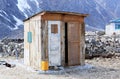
[23,10,89,22]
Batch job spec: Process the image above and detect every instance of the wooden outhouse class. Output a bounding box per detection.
[24,11,88,70]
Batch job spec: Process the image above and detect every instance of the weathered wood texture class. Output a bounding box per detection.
[24,11,87,70]
[42,13,84,22]
[80,23,85,65]
[41,20,48,61]
[24,15,42,69]
[67,22,80,66]
[61,22,65,66]
[24,20,30,66]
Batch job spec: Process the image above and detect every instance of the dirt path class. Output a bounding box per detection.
[0,57,120,79]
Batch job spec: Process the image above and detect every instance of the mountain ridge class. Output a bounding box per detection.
[0,0,119,39]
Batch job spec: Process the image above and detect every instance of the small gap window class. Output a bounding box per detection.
[51,24,58,33]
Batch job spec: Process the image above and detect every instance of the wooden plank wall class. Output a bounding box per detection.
[24,20,30,66]
[30,15,42,69]
[24,15,42,70]
[24,13,86,69]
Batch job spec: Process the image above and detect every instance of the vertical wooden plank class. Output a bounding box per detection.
[37,16,42,69]
[45,21,49,60]
[35,19,42,69]
[40,19,48,69]
[61,22,65,66]
[80,23,85,65]
[41,20,45,60]
[67,22,80,66]
[41,20,49,61]
[34,20,39,69]
[24,21,30,66]
[29,20,35,68]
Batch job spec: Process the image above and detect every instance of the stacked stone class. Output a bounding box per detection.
[0,39,24,58]
[85,35,120,59]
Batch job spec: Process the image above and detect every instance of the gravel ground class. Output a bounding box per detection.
[0,57,120,79]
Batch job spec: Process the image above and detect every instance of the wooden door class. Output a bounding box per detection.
[48,21,61,66]
[67,22,80,66]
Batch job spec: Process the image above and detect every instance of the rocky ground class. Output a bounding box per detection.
[1,34,120,79]
[0,57,120,79]
[85,32,120,59]
[0,39,24,58]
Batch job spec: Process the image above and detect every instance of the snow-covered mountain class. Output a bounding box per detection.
[0,0,42,39]
[0,0,120,39]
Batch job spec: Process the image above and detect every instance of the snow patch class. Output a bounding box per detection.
[17,0,30,17]
[17,0,30,12]
[13,15,23,30]
[0,10,8,16]
[96,6,102,15]
[34,0,39,8]
[0,14,11,22]
[13,16,23,26]
[23,13,28,18]
[30,0,43,9]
